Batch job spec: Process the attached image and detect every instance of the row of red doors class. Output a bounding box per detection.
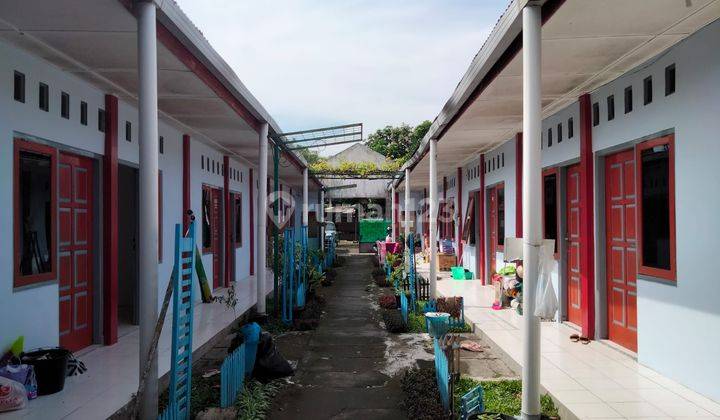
[481,151,638,352]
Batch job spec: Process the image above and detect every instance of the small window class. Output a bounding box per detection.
[592,102,600,126]
[202,186,212,252]
[39,83,49,112]
[637,136,675,280]
[80,101,88,126]
[607,95,615,121]
[557,123,562,143]
[547,128,553,147]
[543,171,558,255]
[665,64,675,96]
[60,92,70,119]
[206,157,210,172]
[501,153,504,167]
[159,136,164,154]
[98,109,106,132]
[125,121,131,142]
[14,71,25,103]
[643,76,653,105]
[624,86,633,114]
[14,140,57,287]
[234,193,242,247]
[201,155,204,170]
[497,186,505,248]
[568,117,574,139]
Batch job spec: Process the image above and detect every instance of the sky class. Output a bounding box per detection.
[174,0,510,156]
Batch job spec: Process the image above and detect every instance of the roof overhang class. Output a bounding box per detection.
[397,0,720,189]
[0,0,321,189]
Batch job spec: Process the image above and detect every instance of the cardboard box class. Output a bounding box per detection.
[437,254,456,271]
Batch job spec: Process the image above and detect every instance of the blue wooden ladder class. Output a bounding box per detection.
[166,221,196,419]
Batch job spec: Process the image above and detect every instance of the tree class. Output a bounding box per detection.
[299,148,323,165]
[365,120,432,163]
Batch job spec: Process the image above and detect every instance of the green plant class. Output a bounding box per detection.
[213,282,238,312]
[382,309,407,333]
[235,379,284,420]
[378,295,397,309]
[407,311,427,333]
[452,377,559,418]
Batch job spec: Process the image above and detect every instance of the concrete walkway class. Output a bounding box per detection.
[269,250,405,419]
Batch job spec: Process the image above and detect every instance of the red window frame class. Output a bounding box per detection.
[542,167,560,259]
[14,138,58,288]
[636,134,676,281]
[233,192,242,248]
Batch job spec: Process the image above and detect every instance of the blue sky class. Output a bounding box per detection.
[174,0,510,155]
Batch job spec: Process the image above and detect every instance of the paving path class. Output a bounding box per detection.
[269,248,405,419]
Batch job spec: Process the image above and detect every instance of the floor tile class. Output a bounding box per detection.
[609,401,666,417]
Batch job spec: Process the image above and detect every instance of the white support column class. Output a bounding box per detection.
[256,122,269,314]
[302,168,309,226]
[521,5,542,419]
[319,189,325,250]
[429,139,438,299]
[404,169,411,240]
[137,2,159,417]
[391,185,397,241]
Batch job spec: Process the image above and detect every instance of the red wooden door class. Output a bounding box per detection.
[605,150,638,351]
[566,164,582,326]
[211,188,222,289]
[59,153,94,351]
[488,186,497,273]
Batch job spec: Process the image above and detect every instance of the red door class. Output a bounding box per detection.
[211,188,223,289]
[488,186,498,273]
[566,164,582,326]
[59,153,94,351]
[605,150,638,351]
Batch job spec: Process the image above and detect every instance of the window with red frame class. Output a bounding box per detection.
[543,169,559,255]
[233,193,242,248]
[14,139,57,287]
[496,186,505,250]
[637,135,676,280]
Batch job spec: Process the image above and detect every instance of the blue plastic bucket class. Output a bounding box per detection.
[240,322,261,375]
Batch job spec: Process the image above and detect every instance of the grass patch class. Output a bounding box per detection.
[235,379,284,420]
[158,372,221,419]
[453,377,559,418]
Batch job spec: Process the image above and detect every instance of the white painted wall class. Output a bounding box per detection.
[0,39,275,353]
[589,20,720,401]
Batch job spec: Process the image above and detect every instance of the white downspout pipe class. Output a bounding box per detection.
[429,139,438,299]
[391,185,397,241]
[302,168,309,226]
[320,189,325,251]
[521,5,542,419]
[404,168,411,241]
[137,2,159,417]
[256,123,269,314]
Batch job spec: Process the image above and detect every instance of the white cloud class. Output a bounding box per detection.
[173,0,508,155]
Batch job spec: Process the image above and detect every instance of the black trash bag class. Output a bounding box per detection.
[252,332,293,382]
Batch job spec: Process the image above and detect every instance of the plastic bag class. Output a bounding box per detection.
[534,242,558,319]
[252,332,293,382]
[0,376,27,412]
[0,364,37,399]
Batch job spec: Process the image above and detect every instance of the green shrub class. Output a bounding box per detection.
[382,309,407,333]
[235,379,284,420]
[401,367,449,419]
[453,377,559,418]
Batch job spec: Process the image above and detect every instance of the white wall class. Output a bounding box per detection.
[0,39,270,352]
[589,20,720,401]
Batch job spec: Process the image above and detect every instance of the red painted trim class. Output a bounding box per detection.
[103,95,118,344]
[457,167,463,257]
[578,93,596,339]
[223,156,231,286]
[183,135,191,231]
[249,168,255,276]
[636,134,676,281]
[156,24,260,132]
[515,133,523,238]
[541,167,560,260]
[14,140,58,288]
[477,155,486,284]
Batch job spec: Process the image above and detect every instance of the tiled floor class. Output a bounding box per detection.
[4,274,273,420]
[430,273,720,419]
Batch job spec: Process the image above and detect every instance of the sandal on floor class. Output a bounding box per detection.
[570,334,580,342]
[580,336,591,344]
